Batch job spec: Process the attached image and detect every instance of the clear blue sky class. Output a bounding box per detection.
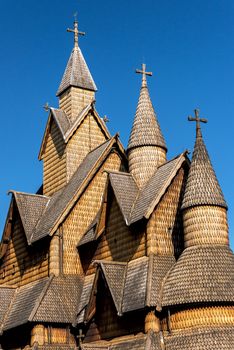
[0,0,234,248]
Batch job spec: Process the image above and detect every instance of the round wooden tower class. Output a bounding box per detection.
[127,64,167,189]
[161,111,234,348]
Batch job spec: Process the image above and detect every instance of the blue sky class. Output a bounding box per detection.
[0,0,234,248]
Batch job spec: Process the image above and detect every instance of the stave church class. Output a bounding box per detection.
[0,18,233,350]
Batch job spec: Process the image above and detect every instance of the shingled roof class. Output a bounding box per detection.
[81,331,162,350]
[181,127,227,210]
[10,192,49,244]
[57,45,97,96]
[39,104,110,160]
[32,138,116,243]
[162,245,234,307]
[127,69,166,152]
[107,153,187,226]
[77,255,175,324]
[164,326,234,350]
[2,275,83,333]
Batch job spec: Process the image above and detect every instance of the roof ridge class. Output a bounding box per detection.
[8,190,50,199]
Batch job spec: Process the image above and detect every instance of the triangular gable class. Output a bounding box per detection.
[9,191,49,244]
[2,277,51,332]
[99,261,127,315]
[32,136,125,244]
[129,153,188,224]
[39,104,111,160]
[101,153,188,231]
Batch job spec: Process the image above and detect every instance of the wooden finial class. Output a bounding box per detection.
[136,63,152,87]
[67,16,85,47]
[188,109,208,135]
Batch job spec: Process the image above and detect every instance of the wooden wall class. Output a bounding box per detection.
[87,196,146,276]
[147,168,186,258]
[59,87,95,122]
[0,206,49,287]
[43,119,66,197]
[31,324,76,346]
[60,151,122,276]
[66,112,107,181]
[85,276,144,342]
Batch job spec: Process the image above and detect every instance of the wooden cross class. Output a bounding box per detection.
[67,17,85,47]
[188,109,208,132]
[136,63,152,86]
[77,328,85,349]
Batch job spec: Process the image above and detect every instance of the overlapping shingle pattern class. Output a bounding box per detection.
[32,139,113,243]
[164,326,234,350]
[181,128,227,210]
[108,153,186,225]
[57,46,97,96]
[34,275,83,323]
[81,330,161,350]
[0,287,15,333]
[3,277,49,331]
[1,275,83,332]
[11,192,49,243]
[127,75,166,151]
[77,255,175,324]
[162,245,234,307]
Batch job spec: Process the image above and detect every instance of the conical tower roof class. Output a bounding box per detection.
[182,111,227,210]
[56,20,97,96]
[127,64,167,152]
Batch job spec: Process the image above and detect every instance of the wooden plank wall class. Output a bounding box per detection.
[61,152,122,276]
[43,120,66,197]
[85,277,144,342]
[147,168,186,258]
[66,112,107,181]
[87,196,146,276]
[59,87,95,122]
[0,207,49,287]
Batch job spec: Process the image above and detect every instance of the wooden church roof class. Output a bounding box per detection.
[127,64,167,152]
[181,122,227,210]
[56,20,97,96]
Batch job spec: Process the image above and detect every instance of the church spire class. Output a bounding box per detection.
[182,109,228,248]
[56,18,97,122]
[182,109,227,210]
[127,64,167,188]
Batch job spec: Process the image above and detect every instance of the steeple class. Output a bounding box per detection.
[182,109,227,210]
[127,64,167,188]
[182,109,228,248]
[57,18,97,122]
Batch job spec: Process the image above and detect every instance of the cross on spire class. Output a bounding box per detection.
[136,63,152,87]
[188,109,208,136]
[67,17,85,48]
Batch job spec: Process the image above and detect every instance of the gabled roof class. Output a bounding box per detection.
[56,46,97,96]
[1,275,83,333]
[0,286,16,333]
[181,127,227,210]
[33,137,123,243]
[77,255,175,324]
[107,153,187,226]
[162,245,234,307]
[3,277,50,332]
[109,172,139,223]
[39,104,111,160]
[9,192,50,244]
[127,70,166,152]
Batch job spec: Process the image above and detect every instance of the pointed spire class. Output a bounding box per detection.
[56,18,97,96]
[127,64,167,152]
[182,109,227,210]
